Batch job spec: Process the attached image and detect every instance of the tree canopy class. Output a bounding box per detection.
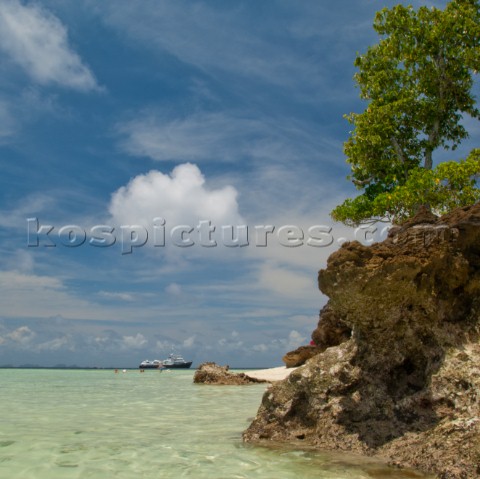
[332,0,480,225]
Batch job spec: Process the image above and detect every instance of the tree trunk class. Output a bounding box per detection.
[424,118,440,170]
[424,148,433,170]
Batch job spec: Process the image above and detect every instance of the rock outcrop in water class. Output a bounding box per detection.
[194,362,266,385]
[244,204,480,479]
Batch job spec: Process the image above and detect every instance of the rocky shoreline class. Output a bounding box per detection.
[193,362,268,385]
[193,362,297,384]
[243,205,480,479]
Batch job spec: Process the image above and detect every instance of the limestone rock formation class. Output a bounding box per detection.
[193,362,266,385]
[311,304,352,351]
[283,305,352,368]
[244,204,480,478]
[282,346,323,368]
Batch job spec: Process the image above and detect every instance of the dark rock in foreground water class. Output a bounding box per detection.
[244,204,480,479]
[194,362,267,385]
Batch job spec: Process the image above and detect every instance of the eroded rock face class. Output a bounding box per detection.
[283,305,351,368]
[282,346,323,368]
[193,362,266,385]
[311,304,352,350]
[244,204,480,478]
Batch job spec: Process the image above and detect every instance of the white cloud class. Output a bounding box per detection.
[121,333,147,350]
[286,329,307,351]
[218,337,244,350]
[36,336,74,352]
[250,330,307,355]
[0,193,56,229]
[4,249,35,274]
[217,330,244,350]
[252,343,268,353]
[98,291,135,302]
[118,112,266,163]
[117,111,338,166]
[182,336,195,348]
[155,340,173,352]
[0,270,144,322]
[0,0,98,91]
[109,163,244,227]
[165,283,182,296]
[0,270,63,292]
[7,325,35,345]
[0,270,85,319]
[257,262,318,300]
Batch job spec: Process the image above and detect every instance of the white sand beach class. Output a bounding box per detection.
[244,366,298,382]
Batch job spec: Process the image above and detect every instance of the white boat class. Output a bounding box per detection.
[138,359,164,369]
[161,354,192,369]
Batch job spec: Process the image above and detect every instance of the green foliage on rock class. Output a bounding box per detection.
[370,148,480,223]
[332,0,480,225]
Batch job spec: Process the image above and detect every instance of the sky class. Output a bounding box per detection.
[0,0,478,368]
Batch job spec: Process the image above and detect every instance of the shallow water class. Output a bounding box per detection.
[0,369,432,478]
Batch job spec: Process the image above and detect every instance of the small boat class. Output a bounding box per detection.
[138,359,164,369]
[161,353,192,369]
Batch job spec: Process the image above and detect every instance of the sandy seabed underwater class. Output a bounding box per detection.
[0,369,433,478]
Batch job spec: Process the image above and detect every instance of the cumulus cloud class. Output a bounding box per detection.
[252,343,268,353]
[250,330,307,356]
[286,329,307,351]
[109,163,244,227]
[121,333,148,350]
[7,325,35,345]
[0,0,99,90]
[218,330,244,350]
[218,337,244,350]
[89,331,150,354]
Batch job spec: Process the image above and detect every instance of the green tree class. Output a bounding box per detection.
[332,0,480,226]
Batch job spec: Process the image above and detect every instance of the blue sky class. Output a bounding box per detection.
[0,0,478,368]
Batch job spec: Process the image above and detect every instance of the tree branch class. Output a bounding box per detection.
[390,137,408,164]
[352,177,374,186]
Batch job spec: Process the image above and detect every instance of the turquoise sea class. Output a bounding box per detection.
[0,369,432,479]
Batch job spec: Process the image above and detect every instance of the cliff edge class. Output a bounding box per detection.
[244,204,480,478]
